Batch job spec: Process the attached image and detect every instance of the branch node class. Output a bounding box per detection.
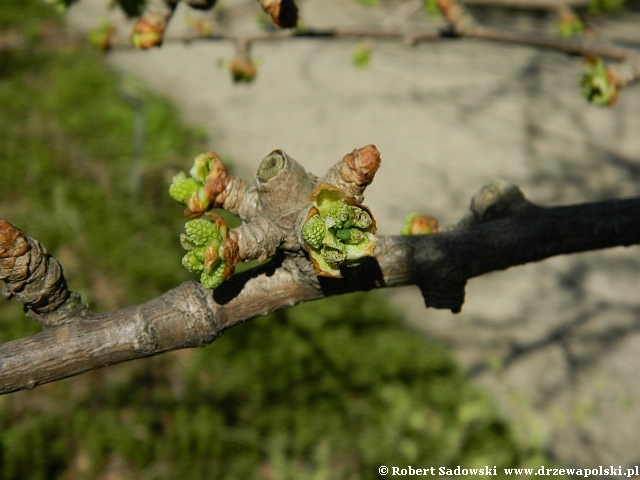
[448,179,533,229]
[1,219,84,327]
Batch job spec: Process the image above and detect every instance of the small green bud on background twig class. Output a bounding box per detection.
[423,0,441,17]
[352,43,372,69]
[130,18,164,49]
[229,58,257,83]
[401,213,439,235]
[89,19,116,51]
[556,10,584,39]
[301,184,377,278]
[581,56,617,106]
[186,14,214,36]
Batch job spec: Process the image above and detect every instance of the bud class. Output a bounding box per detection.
[401,213,439,235]
[169,152,230,217]
[89,19,116,51]
[131,18,164,49]
[180,214,236,289]
[352,43,372,69]
[581,56,617,106]
[190,153,213,182]
[557,12,584,38]
[169,172,201,203]
[300,183,377,278]
[229,57,257,83]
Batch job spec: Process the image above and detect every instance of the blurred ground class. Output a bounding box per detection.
[67,0,640,470]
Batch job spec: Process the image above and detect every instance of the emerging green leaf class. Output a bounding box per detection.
[169,172,202,204]
[580,56,617,106]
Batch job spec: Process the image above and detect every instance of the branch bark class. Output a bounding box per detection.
[2,190,639,395]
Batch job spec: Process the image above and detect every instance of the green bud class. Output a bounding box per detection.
[190,153,212,182]
[185,218,222,246]
[348,206,372,229]
[179,215,234,289]
[401,213,439,235]
[321,247,347,264]
[201,262,228,289]
[192,246,206,263]
[336,228,365,244]
[321,230,346,252]
[321,202,349,229]
[203,240,222,273]
[182,250,204,272]
[302,183,378,277]
[344,232,377,262]
[88,19,115,51]
[302,214,326,250]
[335,228,350,242]
[352,43,372,69]
[557,16,585,38]
[580,56,617,106]
[169,172,202,204]
[179,233,196,250]
[186,189,211,215]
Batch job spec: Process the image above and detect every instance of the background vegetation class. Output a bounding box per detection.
[0,1,558,478]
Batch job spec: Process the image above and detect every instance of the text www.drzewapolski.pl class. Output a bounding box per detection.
[376,465,640,477]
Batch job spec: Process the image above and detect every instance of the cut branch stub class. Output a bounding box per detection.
[254,149,316,250]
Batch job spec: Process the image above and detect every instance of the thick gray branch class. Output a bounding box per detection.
[1,196,638,395]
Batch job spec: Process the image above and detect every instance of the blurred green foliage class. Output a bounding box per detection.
[588,0,625,12]
[0,1,557,478]
[352,43,372,69]
[354,0,381,6]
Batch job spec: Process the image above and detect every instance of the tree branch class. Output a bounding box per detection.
[2,185,639,395]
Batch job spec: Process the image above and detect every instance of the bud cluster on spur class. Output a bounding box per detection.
[301,184,377,278]
[168,145,383,289]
